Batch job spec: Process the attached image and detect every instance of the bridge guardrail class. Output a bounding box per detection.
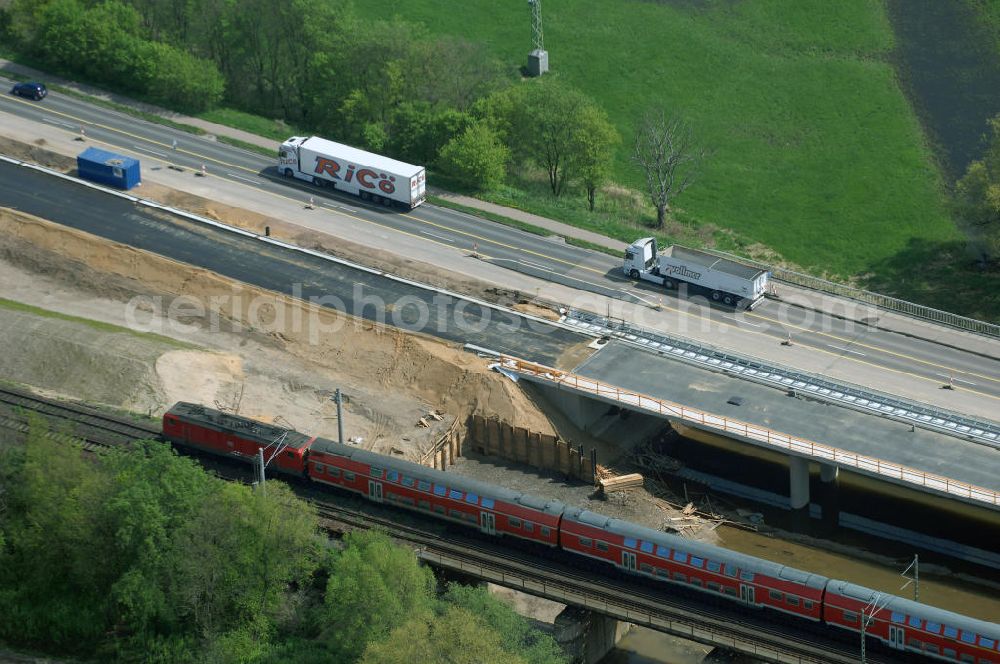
[698,246,1000,339]
[499,356,1000,509]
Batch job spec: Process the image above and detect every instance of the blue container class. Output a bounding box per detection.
[77,147,141,190]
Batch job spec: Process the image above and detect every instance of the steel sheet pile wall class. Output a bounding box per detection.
[468,414,595,483]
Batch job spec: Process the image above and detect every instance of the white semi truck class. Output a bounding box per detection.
[623,238,770,309]
[278,136,426,209]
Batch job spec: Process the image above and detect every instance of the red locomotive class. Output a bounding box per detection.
[162,403,1000,664]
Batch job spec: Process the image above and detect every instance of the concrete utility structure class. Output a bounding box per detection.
[527,0,549,76]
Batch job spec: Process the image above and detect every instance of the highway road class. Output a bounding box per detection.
[2,82,1000,406]
[0,159,585,365]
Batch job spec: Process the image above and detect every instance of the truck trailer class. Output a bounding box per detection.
[278,136,426,209]
[623,238,770,309]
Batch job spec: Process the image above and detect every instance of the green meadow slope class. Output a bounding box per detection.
[385,0,959,280]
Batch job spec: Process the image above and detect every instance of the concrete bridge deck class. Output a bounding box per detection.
[499,342,1000,511]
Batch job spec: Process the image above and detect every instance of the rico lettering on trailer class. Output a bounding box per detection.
[313,157,397,194]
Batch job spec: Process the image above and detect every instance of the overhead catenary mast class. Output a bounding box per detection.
[527,0,549,76]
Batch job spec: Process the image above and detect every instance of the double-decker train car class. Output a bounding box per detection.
[560,507,826,621]
[307,437,564,547]
[825,580,1000,663]
[161,403,1000,664]
[162,402,316,475]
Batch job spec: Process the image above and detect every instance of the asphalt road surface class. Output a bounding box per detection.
[1,83,999,404]
[0,160,585,365]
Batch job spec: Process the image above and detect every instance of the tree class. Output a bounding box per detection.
[438,121,510,190]
[443,584,567,664]
[572,105,620,211]
[319,529,437,661]
[360,606,527,664]
[632,110,707,228]
[956,114,1000,264]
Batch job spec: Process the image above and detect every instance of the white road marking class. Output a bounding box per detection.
[721,315,763,327]
[139,146,168,158]
[520,260,549,271]
[420,230,455,243]
[43,117,76,129]
[936,373,977,386]
[827,344,866,357]
[227,172,259,184]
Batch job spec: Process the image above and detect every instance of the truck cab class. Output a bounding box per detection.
[623,237,658,279]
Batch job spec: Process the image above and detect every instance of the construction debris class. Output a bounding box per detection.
[599,472,644,493]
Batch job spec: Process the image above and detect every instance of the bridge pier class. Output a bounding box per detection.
[818,462,840,525]
[788,455,810,511]
[553,605,631,664]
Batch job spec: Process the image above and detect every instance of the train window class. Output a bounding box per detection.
[579,537,592,547]
[481,498,495,509]
[739,571,754,582]
[596,541,608,551]
[723,587,737,596]
[624,538,637,549]
[961,632,977,644]
[313,463,325,473]
[524,522,534,533]
[769,590,783,601]
[804,601,813,610]
[540,527,551,537]
[387,470,399,482]
[980,637,995,649]
[689,556,704,568]
[944,626,958,639]
[418,500,430,510]
[370,467,384,479]
[640,541,654,554]
[640,563,654,574]
[690,578,702,587]
[907,638,921,648]
[402,477,415,488]
[286,451,295,459]
[724,564,737,578]
[331,468,341,477]
[402,497,416,506]
[787,596,799,606]
[466,513,477,523]
[449,489,463,500]
[465,493,478,504]
[673,573,686,582]
[707,561,721,573]
[656,545,670,559]
[707,582,721,592]
[672,550,687,563]
[943,648,956,659]
[434,505,446,515]
[449,509,463,519]
[925,644,939,655]
[510,517,522,529]
[924,621,941,634]
[433,485,447,496]
[909,616,922,629]
[843,611,858,623]
[959,654,974,663]
[657,569,669,579]
[344,471,355,482]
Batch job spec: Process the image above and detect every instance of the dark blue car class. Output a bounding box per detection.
[10,82,47,101]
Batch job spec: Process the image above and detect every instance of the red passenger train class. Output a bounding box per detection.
[162,403,1000,664]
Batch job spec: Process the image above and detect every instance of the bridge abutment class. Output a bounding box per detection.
[553,606,631,664]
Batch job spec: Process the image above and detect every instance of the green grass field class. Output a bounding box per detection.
[383,0,961,281]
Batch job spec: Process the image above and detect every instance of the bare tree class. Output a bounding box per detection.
[632,110,707,228]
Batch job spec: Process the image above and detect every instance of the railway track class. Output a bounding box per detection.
[0,388,917,663]
[310,498,908,664]
[0,386,160,449]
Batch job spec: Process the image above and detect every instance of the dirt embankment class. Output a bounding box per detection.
[0,207,559,456]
